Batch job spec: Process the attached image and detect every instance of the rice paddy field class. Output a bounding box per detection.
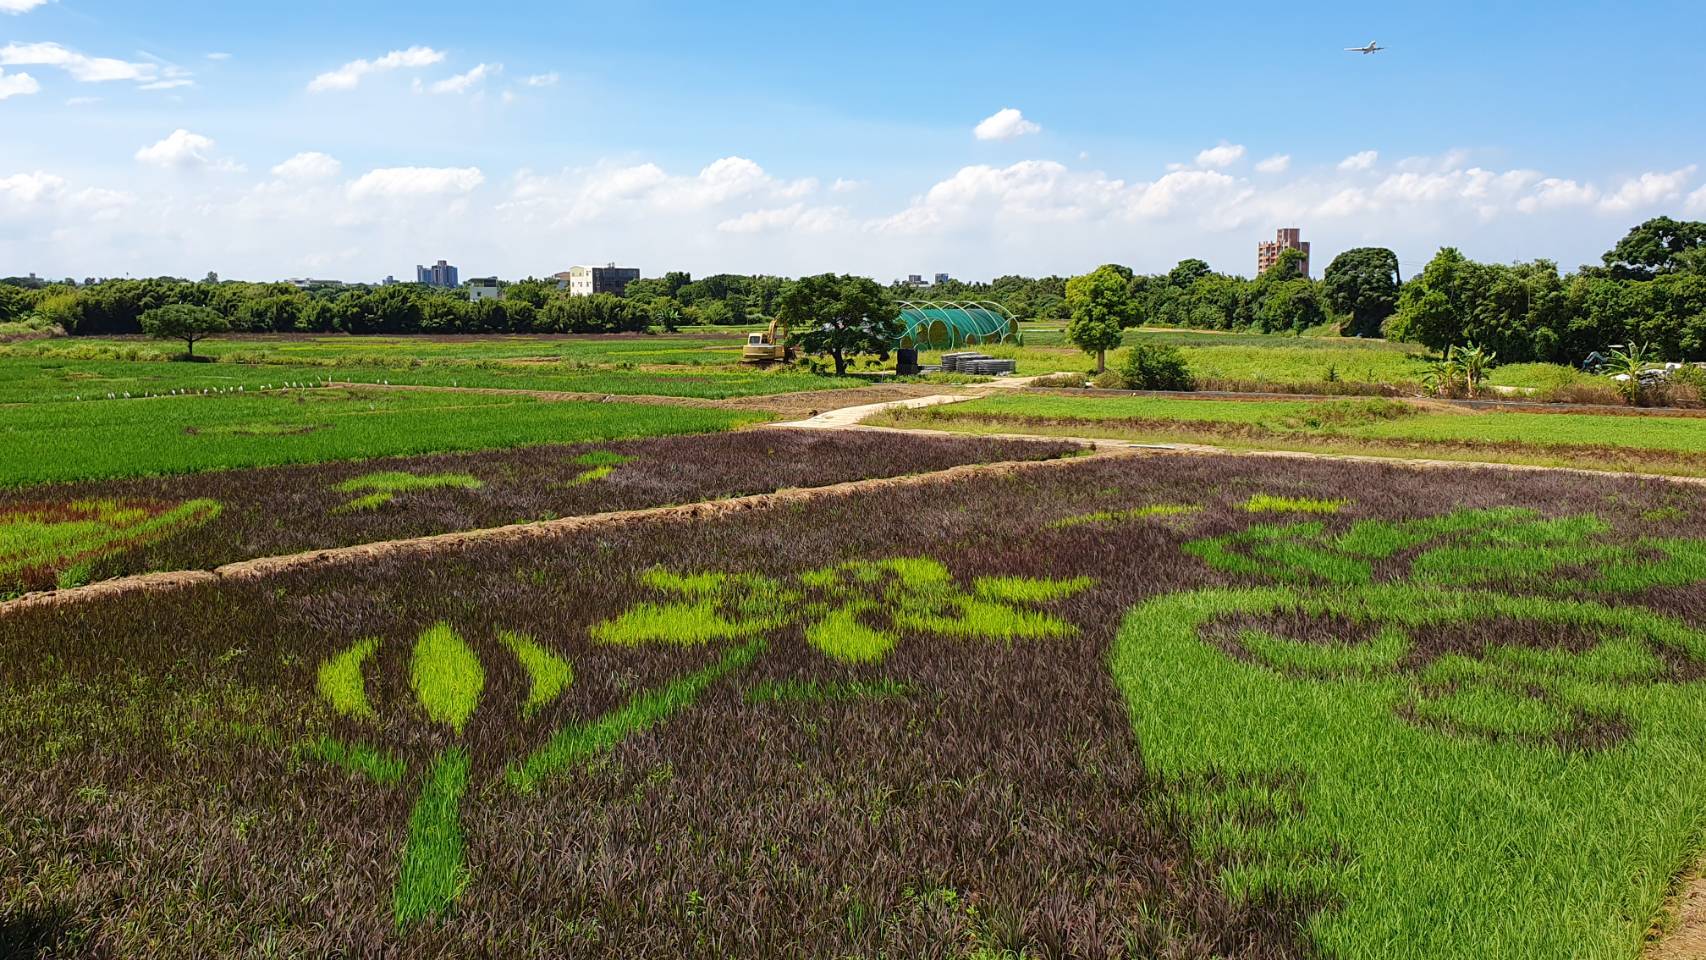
[0,430,1079,595]
[8,325,1706,960]
[880,392,1706,477]
[5,449,1706,958]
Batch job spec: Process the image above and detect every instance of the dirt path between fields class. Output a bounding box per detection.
[0,444,1118,615]
[1649,874,1706,959]
[324,379,981,418]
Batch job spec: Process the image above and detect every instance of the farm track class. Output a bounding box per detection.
[0,442,1121,615]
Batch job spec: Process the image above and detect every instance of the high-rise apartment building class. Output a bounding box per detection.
[416,260,459,288]
[1256,228,1310,277]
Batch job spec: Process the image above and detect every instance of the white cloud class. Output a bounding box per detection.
[271,151,341,181]
[1195,142,1246,168]
[1517,177,1599,213]
[1597,166,1696,214]
[206,52,232,61]
[717,203,848,234]
[346,166,484,199]
[1338,150,1379,172]
[0,171,64,202]
[308,46,444,92]
[0,0,49,13]
[0,67,38,98]
[64,95,97,106]
[1688,184,1706,215]
[830,178,863,193]
[522,72,558,87]
[428,62,496,95]
[504,155,818,227]
[134,129,240,171]
[973,107,1040,141]
[138,78,193,91]
[1255,154,1291,174]
[0,41,159,83]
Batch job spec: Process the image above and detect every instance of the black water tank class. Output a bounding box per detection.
[896,348,919,375]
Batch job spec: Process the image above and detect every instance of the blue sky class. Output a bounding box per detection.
[1,0,1703,282]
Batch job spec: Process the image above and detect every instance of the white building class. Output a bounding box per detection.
[556,263,640,297]
[466,276,500,302]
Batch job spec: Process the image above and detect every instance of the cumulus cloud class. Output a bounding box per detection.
[522,72,558,87]
[0,170,132,220]
[1255,154,1291,174]
[134,129,240,171]
[1338,150,1379,172]
[1597,166,1697,214]
[717,203,848,234]
[504,156,816,226]
[0,171,64,202]
[1688,184,1706,215]
[830,178,863,193]
[271,151,341,180]
[0,41,162,83]
[0,0,49,13]
[1195,142,1246,168]
[0,67,38,98]
[346,165,484,199]
[308,46,444,92]
[428,62,496,94]
[973,108,1041,141]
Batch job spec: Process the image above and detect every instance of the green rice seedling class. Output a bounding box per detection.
[305,735,405,784]
[332,471,483,513]
[0,497,221,588]
[500,630,572,719]
[394,747,472,926]
[572,450,634,468]
[1047,503,1200,529]
[1242,493,1349,514]
[317,637,379,719]
[410,622,485,734]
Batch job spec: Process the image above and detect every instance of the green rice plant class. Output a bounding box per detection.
[0,497,222,588]
[500,631,572,719]
[572,450,634,469]
[409,622,485,734]
[1242,493,1349,514]
[394,747,472,926]
[316,637,379,719]
[305,734,405,784]
[506,637,766,792]
[1047,503,1200,529]
[332,471,483,513]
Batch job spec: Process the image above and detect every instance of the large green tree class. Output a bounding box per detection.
[1322,247,1402,338]
[778,274,900,376]
[1065,265,1136,372]
[1602,217,1706,280]
[140,304,228,358]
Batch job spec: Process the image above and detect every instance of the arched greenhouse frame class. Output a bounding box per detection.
[894,301,1022,351]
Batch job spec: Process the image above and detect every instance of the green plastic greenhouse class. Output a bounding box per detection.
[894,301,1022,351]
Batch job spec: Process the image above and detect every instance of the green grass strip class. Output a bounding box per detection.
[500,630,572,718]
[305,735,405,785]
[333,470,484,495]
[317,637,379,719]
[393,747,472,927]
[410,623,484,734]
[743,677,912,704]
[565,465,614,485]
[1047,503,1200,530]
[1243,493,1350,514]
[506,637,765,793]
[0,497,222,579]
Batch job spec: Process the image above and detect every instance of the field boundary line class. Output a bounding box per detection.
[0,445,1117,616]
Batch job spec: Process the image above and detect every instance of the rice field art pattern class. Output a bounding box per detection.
[310,558,1091,927]
[1114,505,1706,959]
[0,497,221,592]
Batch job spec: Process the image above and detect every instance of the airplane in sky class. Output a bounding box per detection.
[1345,40,1387,54]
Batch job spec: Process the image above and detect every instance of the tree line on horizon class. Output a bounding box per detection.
[3,216,1704,363]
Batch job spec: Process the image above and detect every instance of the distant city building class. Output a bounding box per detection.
[466,276,500,302]
[416,259,460,288]
[934,272,951,285]
[285,277,349,290]
[896,274,929,289]
[560,263,640,297]
[1257,228,1310,278]
[381,275,397,286]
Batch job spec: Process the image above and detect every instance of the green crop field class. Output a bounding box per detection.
[6,451,1706,958]
[0,388,764,485]
[882,393,1706,475]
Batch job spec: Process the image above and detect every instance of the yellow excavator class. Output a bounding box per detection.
[740,318,792,365]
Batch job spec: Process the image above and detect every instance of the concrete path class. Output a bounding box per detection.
[767,374,1059,429]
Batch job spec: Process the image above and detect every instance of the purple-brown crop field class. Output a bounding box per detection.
[0,431,1079,596]
[4,450,1706,958]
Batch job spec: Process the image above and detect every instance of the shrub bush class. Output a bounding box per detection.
[1117,343,1195,391]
